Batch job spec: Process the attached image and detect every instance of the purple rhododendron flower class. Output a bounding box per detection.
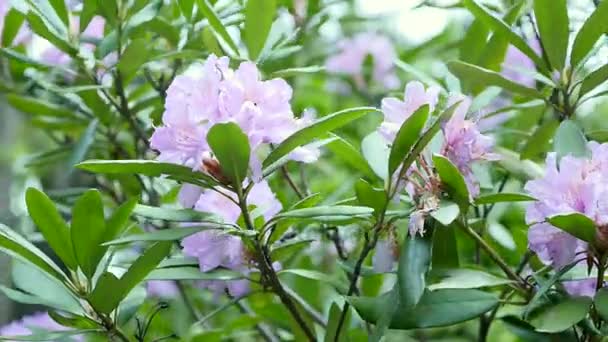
[372,239,397,273]
[326,32,399,89]
[379,81,440,142]
[525,142,608,269]
[180,180,282,296]
[146,280,179,298]
[500,39,541,88]
[563,278,598,298]
[151,55,319,177]
[440,95,499,197]
[0,312,77,341]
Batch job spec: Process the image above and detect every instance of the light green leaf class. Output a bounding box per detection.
[428,269,513,290]
[178,0,195,20]
[271,66,325,78]
[103,227,209,246]
[275,205,374,222]
[533,0,569,71]
[554,120,589,160]
[388,105,430,175]
[49,0,69,28]
[7,94,78,119]
[361,131,390,180]
[326,135,376,179]
[196,0,238,55]
[348,289,499,329]
[117,38,149,82]
[474,193,536,205]
[0,224,66,282]
[244,0,276,60]
[580,63,608,98]
[25,188,77,269]
[520,119,560,160]
[398,234,432,309]
[71,189,106,278]
[263,107,379,169]
[571,0,608,67]
[147,267,244,281]
[80,0,98,32]
[430,201,460,226]
[1,9,25,46]
[529,297,592,333]
[594,288,608,321]
[67,119,98,171]
[547,213,596,243]
[207,123,251,189]
[355,179,387,217]
[448,61,544,98]
[133,204,223,223]
[433,154,470,211]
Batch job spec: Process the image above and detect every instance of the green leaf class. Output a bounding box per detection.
[77,159,219,186]
[433,154,470,211]
[428,269,513,290]
[25,188,77,269]
[580,64,608,97]
[571,0,608,67]
[554,120,589,160]
[474,193,536,205]
[207,123,251,189]
[49,0,69,28]
[524,260,578,318]
[117,38,149,82]
[89,242,172,313]
[25,11,74,55]
[71,189,106,278]
[80,0,98,32]
[271,66,325,78]
[398,234,432,309]
[275,205,374,222]
[103,227,209,246]
[133,204,223,222]
[196,0,239,55]
[278,269,348,293]
[178,0,195,20]
[462,0,548,74]
[533,0,569,71]
[1,9,25,47]
[0,330,95,341]
[594,288,608,321]
[361,131,390,180]
[388,105,430,175]
[67,119,98,171]
[7,94,77,119]
[263,107,378,169]
[0,224,66,282]
[355,179,387,218]
[244,0,276,60]
[520,119,560,160]
[326,136,376,179]
[431,225,459,269]
[105,199,138,242]
[147,267,244,281]
[529,297,592,333]
[349,288,498,329]
[96,0,117,26]
[325,302,351,342]
[547,213,596,243]
[430,201,460,226]
[448,61,543,98]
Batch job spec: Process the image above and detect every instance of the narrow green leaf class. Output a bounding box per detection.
[95,0,117,26]
[244,0,276,60]
[25,188,77,269]
[348,289,498,329]
[388,105,430,175]
[462,0,548,73]
[431,225,459,269]
[571,0,608,67]
[433,154,470,211]
[263,107,379,169]
[474,193,536,205]
[325,302,351,342]
[117,38,149,81]
[520,119,560,160]
[529,297,592,333]
[178,0,195,20]
[554,120,589,160]
[275,205,374,221]
[547,213,596,243]
[196,0,239,54]
[1,9,25,47]
[207,123,251,188]
[278,269,348,293]
[533,0,569,71]
[580,64,608,97]
[147,267,243,281]
[326,135,376,179]
[428,269,513,290]
[448,61,543,98]
[7,94,77,119]
[271,66,325,78]
[524,260,578,318]
[25,11,74,55]
[105,199,138,242]
[0,224,66,282]
[361,131,390,180]
[49,0,70,28]
[398,234,432,309]
[355,179,387,217]
[71,189,106,278]
[80,0,98,32]
[103,227,209,246]
[67,119,98,171]
[133,204,223,222]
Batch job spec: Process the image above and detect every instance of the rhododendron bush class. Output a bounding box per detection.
[1,0,608,341]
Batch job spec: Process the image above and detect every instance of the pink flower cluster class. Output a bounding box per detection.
[326,32,399,89]
[0,312,78,341]
[151,54,319,177]
[526,142,608,269]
